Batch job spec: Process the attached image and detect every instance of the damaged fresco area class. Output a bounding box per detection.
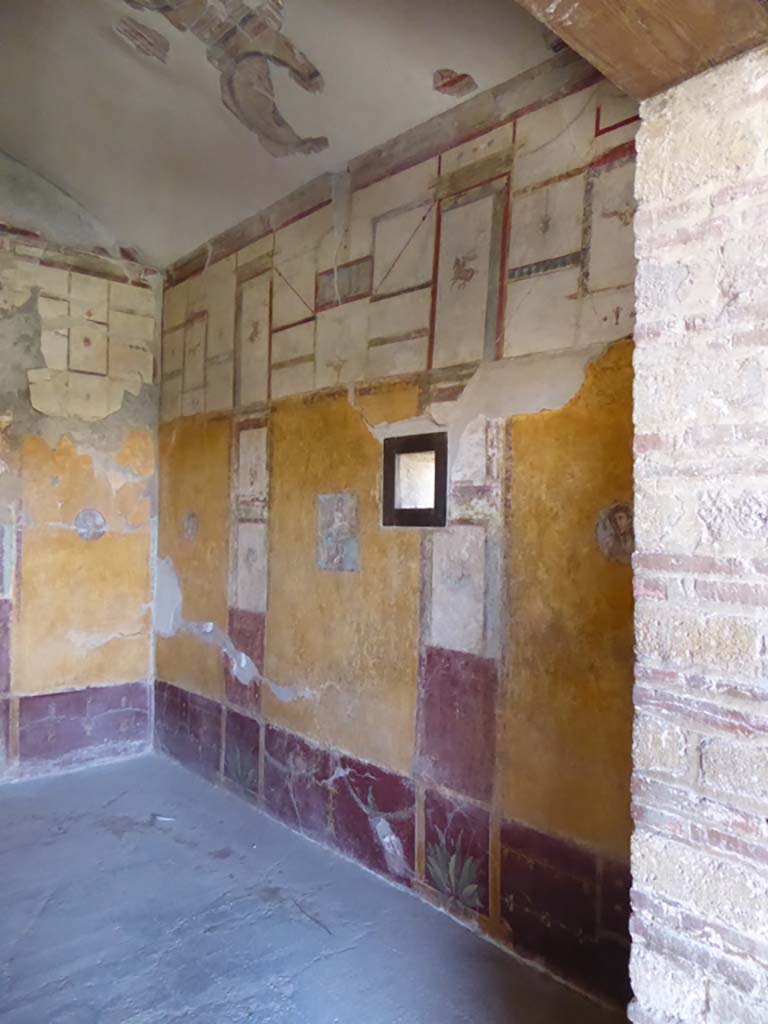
[153,62,640,1009]
[123,0,328,156]
[0,236,159,776]
[0,242,159,423]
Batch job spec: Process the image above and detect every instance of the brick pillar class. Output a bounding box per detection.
[630,46,768,1023]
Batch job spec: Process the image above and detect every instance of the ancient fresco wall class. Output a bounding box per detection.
[0,234,160,777]
[155,61,638,1006]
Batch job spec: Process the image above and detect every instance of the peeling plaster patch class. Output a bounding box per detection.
[28,368,143,423]
[0,296,44,396]
[360,342,612,479]
[114,16,170,63]
[433,68,478,99]
[155,557,183,637]
[155,556,314,703]
[123,0,327,157]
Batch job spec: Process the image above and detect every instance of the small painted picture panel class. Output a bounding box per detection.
[317,493,360,572]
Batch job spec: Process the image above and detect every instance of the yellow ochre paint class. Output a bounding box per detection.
[264,387,421,774]
[498,340,635,860]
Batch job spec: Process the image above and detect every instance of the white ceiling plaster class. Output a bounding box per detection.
[0,0,552,267]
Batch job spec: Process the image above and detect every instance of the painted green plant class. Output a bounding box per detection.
[426,827,482,910]
[227,744,258,791]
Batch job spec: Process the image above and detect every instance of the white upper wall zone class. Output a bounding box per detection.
[0,0,552,266]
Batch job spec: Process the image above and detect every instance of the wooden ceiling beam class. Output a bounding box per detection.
[514,0,768,99]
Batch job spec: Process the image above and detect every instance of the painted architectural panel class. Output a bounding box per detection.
[508,175,585,270]
[272,251,316,329]
[71,273,109,322]
[237,271,270,407]
[271,359,315,400]
[514,83,638,191]
[203,255,236,358]
[182,314,207,392]
[368,287,430,344]
[315,299,369,389]
[577,285,635,346]
[271,320,315,366]
[431,525,486,655]
[236,425,268,509]
[372,203,436,297]
[504,265,581,358]
[235,520,268,614]
[316,257,372,310]
[162,326,183,377]
[205,358,234,412]
[349,158,438,260]
[70,323,108,375]
[433,182,505,369]
[587,159,636,291]
[441,123,515,176]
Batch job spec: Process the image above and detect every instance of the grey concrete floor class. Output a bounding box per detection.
[0,753,626,1024]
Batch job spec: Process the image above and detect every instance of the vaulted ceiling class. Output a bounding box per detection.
[0,0,554,267]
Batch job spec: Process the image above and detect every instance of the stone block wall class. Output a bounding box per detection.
[630,46,768,1023]
[154,55,639,1007]
[0,233,160,778]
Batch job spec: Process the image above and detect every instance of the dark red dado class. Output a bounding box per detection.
[153,680,631,1008]
[0,697,8,767]
[501,819,632,1005]
[0,598,11,695]
[264,723,333,840]
[331,753,415,882]
[18,681,150,771]
[154,680,222,779]
[424,788,490,914]
[223,707,261,798]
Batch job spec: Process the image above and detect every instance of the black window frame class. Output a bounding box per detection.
[382,432,447,527]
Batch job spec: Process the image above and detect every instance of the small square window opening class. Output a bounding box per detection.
[383,432,447,527]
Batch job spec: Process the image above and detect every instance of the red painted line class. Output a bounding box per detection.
[316,290,372,315]
[436,73,474,94]
[595,107,641,138]
[267,274,273,402]
[441,169,510,204]
[591,140,636,168]
[272,264,314,318]
[373,203,435,297]
[275,198,332,234]
[271,313,315,334]
[369,281,431,304]
[238,416,268,433]
[495,175,512,361]
[426,201,442,371]
[0,223,41,239]
[351,71,602,197]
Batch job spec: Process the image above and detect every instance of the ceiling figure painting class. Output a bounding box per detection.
[123,0,328,156]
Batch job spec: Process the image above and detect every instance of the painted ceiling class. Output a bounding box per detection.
[0,0,553,267]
